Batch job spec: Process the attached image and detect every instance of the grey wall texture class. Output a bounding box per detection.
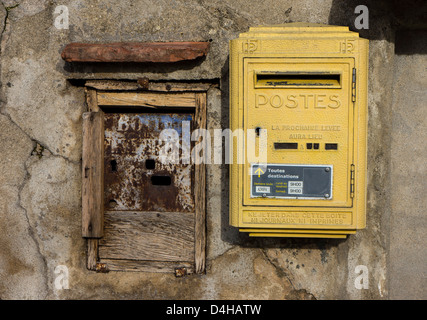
[0,0,426,300]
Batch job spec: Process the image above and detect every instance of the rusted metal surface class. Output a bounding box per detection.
[174,267,188,277]
[104,113,194,213]
[95,262,109,273]
[61,42,210,63]
[137,77,149,90]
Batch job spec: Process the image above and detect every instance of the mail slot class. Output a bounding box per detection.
[229,23,368,238]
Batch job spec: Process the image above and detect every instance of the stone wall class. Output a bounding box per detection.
[0,0,425,300]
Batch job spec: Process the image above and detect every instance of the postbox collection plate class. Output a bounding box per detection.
[250,164,333,200]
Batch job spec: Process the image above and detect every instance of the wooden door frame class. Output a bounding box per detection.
[82,80,210,274]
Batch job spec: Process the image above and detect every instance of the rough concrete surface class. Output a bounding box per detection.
[389,31,427,299]
[0,0,425,300]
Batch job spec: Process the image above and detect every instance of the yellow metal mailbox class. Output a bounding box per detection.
[229,23,368,238]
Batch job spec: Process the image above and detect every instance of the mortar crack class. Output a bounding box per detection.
[195,0,260,31]
[261,249,317,300]
[17,153,49,298]
[210,245,236,261]
[261,248,297,291]
[0,110,80,165]
[1,1,19,39]
[0,1,79,167]
[1,110,74,298]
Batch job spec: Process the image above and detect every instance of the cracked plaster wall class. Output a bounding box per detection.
[0,0,422,300]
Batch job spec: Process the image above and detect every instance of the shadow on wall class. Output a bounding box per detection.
[392,0,427,55]
[329,0,427,44]
[61,56,208,75]
[395,30,427,55]
[328,0,393,41]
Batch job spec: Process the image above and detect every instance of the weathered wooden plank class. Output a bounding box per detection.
[98,211,195,262]
[97,91,197,108]
[82,111,104,238]
[87,239,99,270]
[194,93,207,274]
[98,259,194,274]
[84,87,99,112]
[85,80,214,92]
[61,42,210,63]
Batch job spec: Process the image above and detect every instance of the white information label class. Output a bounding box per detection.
[256,186,270,193]
[288,187,303,195]
[289,181,303,188]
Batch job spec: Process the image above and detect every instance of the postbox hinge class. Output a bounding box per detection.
[350,164,355,198]
[352,68,357,102]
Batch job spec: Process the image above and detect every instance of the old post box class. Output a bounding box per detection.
[81,81,209,274]
[229,23,368,238]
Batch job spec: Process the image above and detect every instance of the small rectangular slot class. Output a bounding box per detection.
[325,143,338,150]
[255,72,341,88]
[84,167,90,178]
[110,159,117,172]
[151,175,172,186]
[145,159,155,169]
[306,143,313,150]
[313,143,319,150]
[274,142,298,150]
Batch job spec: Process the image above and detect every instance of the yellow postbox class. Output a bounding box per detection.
[229,23,368,238]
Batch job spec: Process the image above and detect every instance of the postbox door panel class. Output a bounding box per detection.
[99,112,196,264]
[103,113,194,213]
[243,58,355,208]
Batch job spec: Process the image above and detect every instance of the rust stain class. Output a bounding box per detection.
[61,42,210,63]
[174,267,188,277]
[95,263,109,273]
[104,113,194,213]
[137,77,149,90]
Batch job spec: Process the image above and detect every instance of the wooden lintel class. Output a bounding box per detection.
[61,42,210,63]
[96,91,197,108]
[85,80,215,92]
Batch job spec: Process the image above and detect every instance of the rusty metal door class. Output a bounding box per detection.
[104,113,194,212]
[98,112,196,271]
